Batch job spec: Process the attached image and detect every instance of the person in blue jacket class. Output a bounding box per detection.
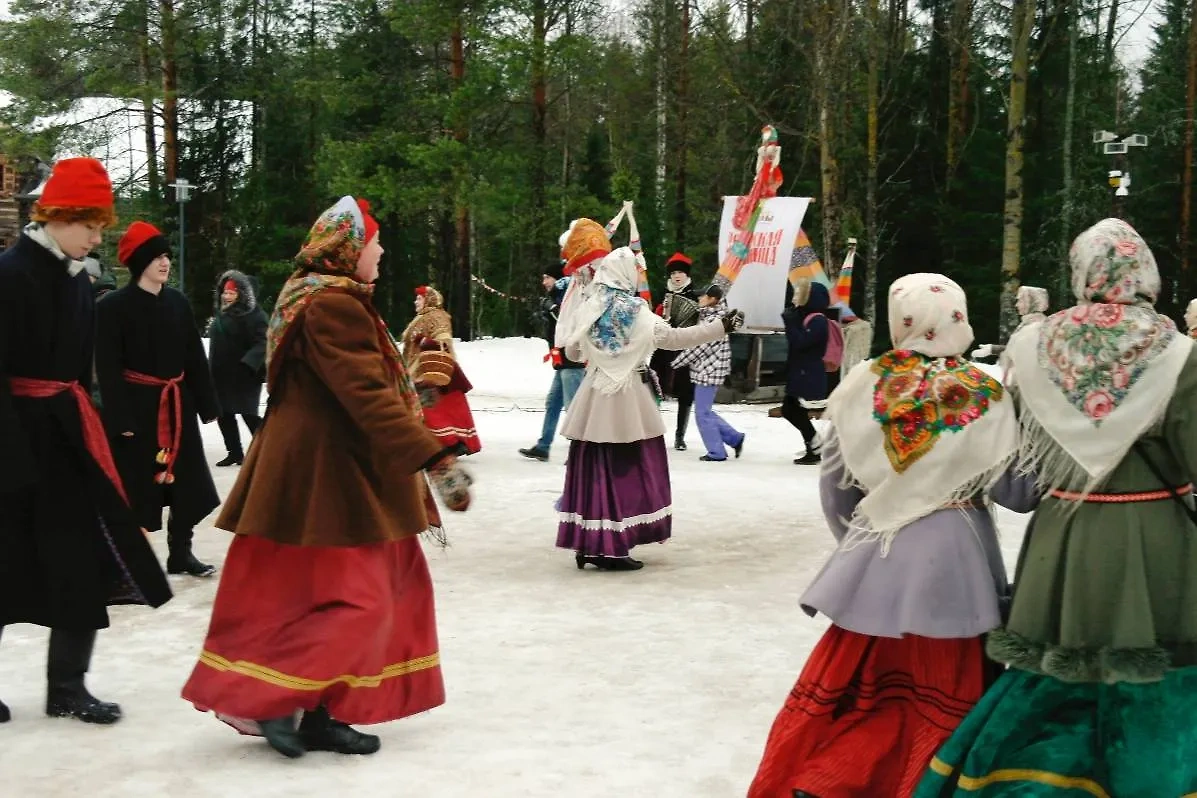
[781,281,830,464]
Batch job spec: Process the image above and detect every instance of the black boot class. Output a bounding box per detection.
[675,401,691,451]
[793,792,821,798]
[594,556,644,572]
[259,716,305,758]
[167,516,216,577]
[215,453,243,467]
[0,627,7,722]
[46,628,121,724]
[299,706,381,755]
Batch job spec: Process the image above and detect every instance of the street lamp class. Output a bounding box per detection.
[168,177,193,291]
[1094,131,1148,216]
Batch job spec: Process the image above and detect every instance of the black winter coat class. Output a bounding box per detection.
[0,234,170,629]
[782,282,831,400]
[209,270,268,416]
[536,279,583,370]
[96,283,221,531]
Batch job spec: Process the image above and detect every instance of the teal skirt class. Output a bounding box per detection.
[915,667,1197,797]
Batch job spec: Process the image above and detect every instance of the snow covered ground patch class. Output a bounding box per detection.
[0,337,1031,797]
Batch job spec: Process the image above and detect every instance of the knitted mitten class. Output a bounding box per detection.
[428,457,473,512]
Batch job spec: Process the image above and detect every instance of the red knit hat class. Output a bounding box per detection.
[118,221,172,277]
[31,157,117,227]
[357,198,379,244]
[223,279,237,292]
[415,285,428,297]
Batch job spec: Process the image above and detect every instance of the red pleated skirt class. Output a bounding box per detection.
[182,534,444,730]
[423,388,481,454]
[748,625,988,798]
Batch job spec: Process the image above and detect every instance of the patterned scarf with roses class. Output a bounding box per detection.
[825,273,1019,556]
[1005,218,1193,498]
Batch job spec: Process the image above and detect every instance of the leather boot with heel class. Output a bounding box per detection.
[167,516,217,577]
[675,402,691,451]
[259,716,305,758]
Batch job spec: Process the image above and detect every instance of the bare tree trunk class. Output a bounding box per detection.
[160,0,180,185]
[814,0,848,277]
[1058,0,1079,301]
[138,0,160,217]
[865,0,882,326]
[654,2,668,245]
[945,0,972,182]
[1000,0,1036,337]
[1182,0,1197,297]
[451,13,472,340]
[675,0,691,248]
[531,0,548,257]
[1104,0,1119,66]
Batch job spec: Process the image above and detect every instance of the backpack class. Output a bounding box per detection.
[805,313,844,372]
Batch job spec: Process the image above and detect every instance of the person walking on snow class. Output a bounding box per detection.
[209,270,268,466]
[96,221,222,578]
[0,157,171,726]
[554,243,743,571]
[782,281,831,465]
[519,261,586,461]
[650,252,702,450]
[181,196,472,759]
[671,285,745,462]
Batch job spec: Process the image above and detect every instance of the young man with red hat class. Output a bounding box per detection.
[95,220,222,578]
[650,251,701,450]
[0,157,172,725]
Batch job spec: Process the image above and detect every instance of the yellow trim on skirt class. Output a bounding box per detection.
[198,650,440,691]
[929,757,1112,798]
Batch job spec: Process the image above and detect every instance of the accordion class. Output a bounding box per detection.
[664,294,700,328]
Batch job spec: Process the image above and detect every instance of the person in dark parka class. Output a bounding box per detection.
[209,270,267,466]
[96,221,221,578]
[650,252,702,450]
[0,157,171,727]
[782,281,830,465]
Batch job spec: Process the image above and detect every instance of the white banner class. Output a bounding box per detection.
[719,196,811,331]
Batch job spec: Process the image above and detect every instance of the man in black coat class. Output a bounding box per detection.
[0,158,171,726]
[209,270,267,466]
[650,252,702,450]
[96,221,222,578]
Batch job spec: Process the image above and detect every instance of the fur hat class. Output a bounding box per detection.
[665,252,693,275]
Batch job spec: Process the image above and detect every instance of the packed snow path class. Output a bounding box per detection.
[0,337,1029,797]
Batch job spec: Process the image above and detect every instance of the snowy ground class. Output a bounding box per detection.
[0,338,1031,797]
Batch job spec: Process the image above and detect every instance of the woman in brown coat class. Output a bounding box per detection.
[181,196,472,759]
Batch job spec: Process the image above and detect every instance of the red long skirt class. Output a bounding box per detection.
[182,534,444,731]
[747,625,987,798]
[423,388,481,454]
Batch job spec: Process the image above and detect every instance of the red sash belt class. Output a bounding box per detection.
[1049,484,1192,503]
[8,377,129,504]
[123,369,183,485]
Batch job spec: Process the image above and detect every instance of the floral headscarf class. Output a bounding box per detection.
[1015,286,1049,322]
[1005,218,1193,493]
[827,273,1016,555]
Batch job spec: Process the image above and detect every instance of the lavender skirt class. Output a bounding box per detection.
[556,436,672,557]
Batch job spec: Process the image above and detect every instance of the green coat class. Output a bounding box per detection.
[991,347,1197,684]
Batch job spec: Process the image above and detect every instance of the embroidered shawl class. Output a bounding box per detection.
[266,196,423,422]
[1005,218,1192,495]
[827,273,1018,555]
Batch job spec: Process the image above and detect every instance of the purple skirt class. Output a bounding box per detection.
[556,436,672,557]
